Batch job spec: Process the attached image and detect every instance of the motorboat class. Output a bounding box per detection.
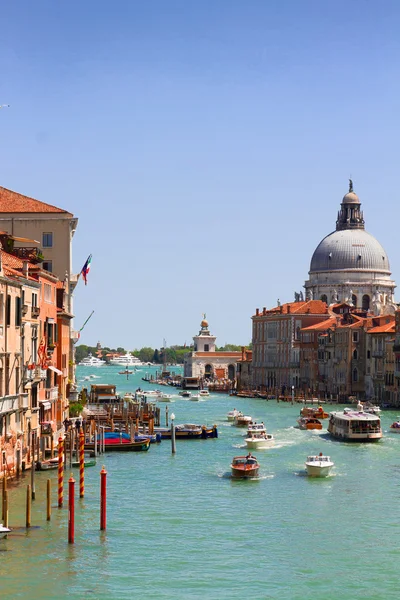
[199,390,210,397]
[109,353,142,366]
[327,409,382,442]
[300,406,329,419]
[233,414,252,427]
[363,403,381,415]
[78,353,105,367]
[36,458,60,470]
[0,524,10,539]
[179,391,192,398]
[189,394,200,401]
[297,417,323,431]
[389,421,400,433]
[157,394,174,402]
[231,454,260,479]
[247,422,267,435]
[227,409,242,422]
[119,369,133,375]
[245,431,274,449]
[305,453,334,477]
[135,390,161,398]
[85,431,150,452]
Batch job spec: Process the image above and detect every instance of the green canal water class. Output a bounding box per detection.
[2,365,400,599]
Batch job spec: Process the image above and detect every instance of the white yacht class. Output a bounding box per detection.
[109,353,142,366]
[305,453,334,477]
[78,353,105,367]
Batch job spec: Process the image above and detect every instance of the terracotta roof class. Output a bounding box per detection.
[0,186,70,214]
[301,317,337,332]
[253,300,328,318]
[367,323,396,334]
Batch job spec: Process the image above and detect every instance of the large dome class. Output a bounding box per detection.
[310,229,391,274]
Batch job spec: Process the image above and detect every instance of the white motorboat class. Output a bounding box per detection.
[157,394,174,402]
[227,409,242,422]
[363,404,381,415]
[247,422,267,436]
[389,421,400,433]
[179,391,192,398]
[78,353,105,367]
[0,524,10,539]
[136,390,161,398]
[189,394,200,401]
[109,353,142,366]
[245,431,274,449]
[305,453,334,477]
[199,390,210,397]
[233,414,252,427]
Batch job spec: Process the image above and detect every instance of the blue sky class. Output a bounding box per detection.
[2,1,400,349]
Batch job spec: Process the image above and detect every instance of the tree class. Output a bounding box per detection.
[138,347,155,363]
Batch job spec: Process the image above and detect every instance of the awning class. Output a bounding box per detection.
[41,401,51,410]
[10,235,40,244]
[48,365,63,376]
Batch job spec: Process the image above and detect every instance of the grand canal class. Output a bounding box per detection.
[2,365,400,599]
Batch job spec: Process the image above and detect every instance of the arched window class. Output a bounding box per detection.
[204,364,213,378]
[353,368,358,382]
[320,294,328,304]
[352,294,357,307]
[362,294,370,311]
[228,364,235,380]
[353,349,358,360]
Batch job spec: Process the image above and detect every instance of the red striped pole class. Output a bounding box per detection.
[100,466,107,531]
[58,436,64,508]
[68,474,75,544]
[79,429,85,498]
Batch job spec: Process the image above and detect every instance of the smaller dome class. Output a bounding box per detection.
[201,319,208,328]
[342,192,360,204]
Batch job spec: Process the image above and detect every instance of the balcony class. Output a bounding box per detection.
[372,350,384,358]
[10,246,44,264]
[21,304,29,315]
[41,422,53,435]
[45,386,59,401]
[32,306,40,318]
[0,396,18,414]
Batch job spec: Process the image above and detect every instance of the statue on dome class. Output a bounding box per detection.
[349,178,353,193]
[299,291,304,301]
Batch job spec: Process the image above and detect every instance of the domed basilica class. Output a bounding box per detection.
[304,181,396,315]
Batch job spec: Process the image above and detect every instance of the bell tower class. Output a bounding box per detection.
[192,315,216,352]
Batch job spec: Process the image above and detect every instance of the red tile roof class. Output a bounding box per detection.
[367,323,396,333]
[253,300,328,317]
[301,317,337,332]
[0,186,70,214]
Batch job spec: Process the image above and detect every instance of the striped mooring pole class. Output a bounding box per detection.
[58,436,64,508]
[79,429,85,498]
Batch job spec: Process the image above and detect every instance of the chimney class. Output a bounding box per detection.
[263,307,266,315]
[22,260,29,278]
[287,305,291,314]
[256,308,259,316]
[241,346,245,360]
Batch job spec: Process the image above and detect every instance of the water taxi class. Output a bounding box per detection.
[300,406,329,419]
[157,394,174,402]
[327,409,382,441]
[231,454,260,479]
[305,453,334,477]
[247,422,267,435]
[179,390,192,398]
[233,414,252,427]
[245,431,274,449]
[227,409,242,421]
[199,390,210,397]
[297,417,323,430]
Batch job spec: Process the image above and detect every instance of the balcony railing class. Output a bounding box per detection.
[45,386,59,401]
[0,396,18,414]
[32,306,40,317]
[372,350,384,358]
[11,246,43,264]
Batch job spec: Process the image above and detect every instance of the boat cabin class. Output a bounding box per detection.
[89,384,119,404]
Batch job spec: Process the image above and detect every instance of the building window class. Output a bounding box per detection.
[42,261,53,273]
[42,232,53,247]
[353,332,359,343]
[204,344,209,352]
[15,296,21,327]
[32,293,38,307]
[353,349,358,360]
[353,368,358,382]
[362,295,370,311]
[6,295,11,326]
[320,294,328,303]
[367,350,371,359]
[352,294,357,307]
[44,284,52,303]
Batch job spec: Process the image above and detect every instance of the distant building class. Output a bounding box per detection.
[236,347,252,391]
[184,317,241,382]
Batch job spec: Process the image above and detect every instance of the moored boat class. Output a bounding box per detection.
[245,431,274,449]
[297,417,323,430]
[327,409,382,441]
[36,458,59,470]
[231,454,260,479]
[305,453,334,477]
[0,524,10,539]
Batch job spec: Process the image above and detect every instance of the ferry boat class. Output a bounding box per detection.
[78,353,105,367]
[109,353,142,366]
[327,409,382,441]
[231,454,260,479]
[305,453,334,477]
[245,431,274,449]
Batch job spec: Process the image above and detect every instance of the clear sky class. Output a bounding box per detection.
[2,1,400,349]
